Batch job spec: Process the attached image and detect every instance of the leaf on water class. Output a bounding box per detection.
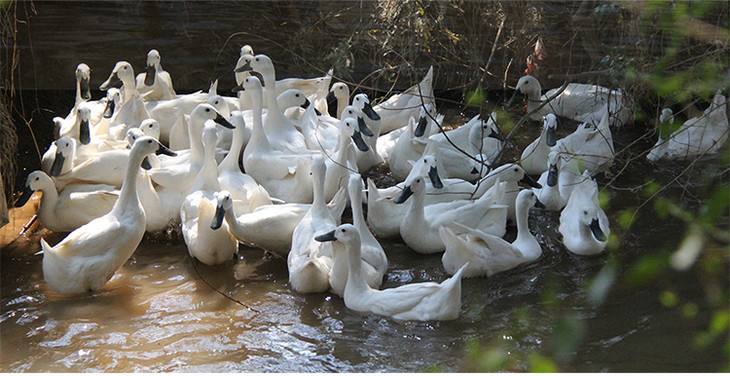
[670,224,705,271]
[465,88,485,108]
[659,290,679,308]
[528,353,558,372]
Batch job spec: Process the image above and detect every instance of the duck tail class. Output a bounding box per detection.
[36,238,52,256]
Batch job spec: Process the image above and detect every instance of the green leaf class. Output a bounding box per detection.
[528,353,558,372]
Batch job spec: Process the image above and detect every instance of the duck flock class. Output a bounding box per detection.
[13,46,729,322]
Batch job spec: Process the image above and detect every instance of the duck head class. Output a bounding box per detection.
[543,113,558,146]
[339,105,373,138]
[100,61,134,91]
[14,171,54,207]
[414,103,436,138]
[517,188,545,210]
[132,136,177,171]
[352,93,380,121]
[327,82,350,117]
[211,190,233,230]
[139,118,161,140]
[490,163,541,189]
[394,175,426,204]
[546,150,560,187]
[507,75,542,107]
[240,45,254,58]
[341,117,369,152]
[144,49,161,86]
[191,103,235,129]
[580,206,607,242]
[49,137,76,177]
[103,88,122,118]
[315,223,360,247]
[75,63,91,101]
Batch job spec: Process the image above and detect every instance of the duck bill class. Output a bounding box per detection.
[520,173,542,189]
[103,98,115,118]
[14,186,34,208]
[326,91,338,118]
[470,166,480,175]
[141,156,152,170]
[393,185,413,204]
[534,198,546,209]
[234,60,252,73]
[362,102,381,121]
[314,229,337,242]
[249,71,265,87]
[546,126,557,146]
[79,119,91,145]
[488,129,504,141]
[100,72,122,90]
[302,98,320,116]
[414,116,428,137]
[506,90,523,108]
[144,64,156,86]
[79,77,91,100]
[357,117,374,137]
[428,166,443,189]
[351,130,369,152]
[210,204,226,230]
[214,112,235,129]
[547,164,558,186]
[231,83,244,93]
[49,151,65,177]
[155,142,177,156]
[589,218,607,242]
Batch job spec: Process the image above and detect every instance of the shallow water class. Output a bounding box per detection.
[2,120,726,372]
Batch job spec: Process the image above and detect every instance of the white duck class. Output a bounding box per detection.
[439,189,544,278]
[180,124,238,265]
[559,171,610,256]
[241,75,316,203]
[422,113,503,180]
[509,74,632,128]
[39,136,175,294]
[326,82,350,119]
[647,92,729,161]
[60,63,102,129]
[394,174,508,254]
[92,88,122,139]
[521,113,558,175]
[329,174,388,297]
[534,150,565,211]
[323,116,366,202]
[373,66,435,134]
[135,49,176,101]
[379,103,441,167]
[352,93,385,171]
[14,171,117,232]
[315,224,467,321]
[217,110,273,213]
[552,110,614,176]
[288,156,338,293]
[100,61,152,140]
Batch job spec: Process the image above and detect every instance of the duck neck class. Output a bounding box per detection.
[249,91,272,151]
[312,169,326,214]
[114,149,144,214]
[514,197,537,257]
[261,69,280,114]
[336,93,348,120]
[121,75,137,103]
[194,142,219,192]
[188,117,205,162]
[38,184,59,226]
[405,188,426,225]
[220,120,244,173]
[345,235,369,292]
[350,185,367,233]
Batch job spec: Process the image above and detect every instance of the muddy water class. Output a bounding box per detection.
[1,118,726,372]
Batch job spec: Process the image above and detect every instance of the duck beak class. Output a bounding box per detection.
[393,185,413,204]
[362,102,380,121]
[214,112,235,129]
[79,119,91,145]
[326,91,338,118]
[231,83,244,93]
[506,89,523,108]
[301,98,320,116]
[250,71,265,87]
[210,204,226,230]
[547,164,558,186]
[80,77,91,100]
[49,151,65,177]
[414,116,428,137]
[534,198,546,209]
[155,142,177,156]
[589,218,607,242]
[351,130,369,152]
[488,128,504,141]
[14,186,34,208]
[103,98,115,118]
[141,157,152,170]
[520,173,542,189]
[314,229,337,242]
[546,126,557,146]
[100,71,122,90]
[470,166,480,175]
[428,166,443,189]
[144,64,156,86]
[357,117,374,137]
[234,60,252,73]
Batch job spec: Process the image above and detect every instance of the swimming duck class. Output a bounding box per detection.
[440,189,544,278]
[373,66,435,134]
[180,123,238,265]
[558,171,610,256]
[509,74,631,128]
[135,49,176,101]
[552,110,614,176]
[521,113,558,175]
[647,92,729,161]
[39,136,176,294]
[288,156,339,293]
[315,224,467,321]
[534,150,565,211]
[329,174,388,297]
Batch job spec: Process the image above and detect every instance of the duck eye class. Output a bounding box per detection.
[341,229,346,233]
[65,143,69,147]
[255,58,259,62]
[583,210,588,215]
[205,108,210,112]
[35,177,39,181]
[123,66,128,70]
[514,168,519,172]
[148,140,153,144]
[295,93,300,97]
[215,101,219,105]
